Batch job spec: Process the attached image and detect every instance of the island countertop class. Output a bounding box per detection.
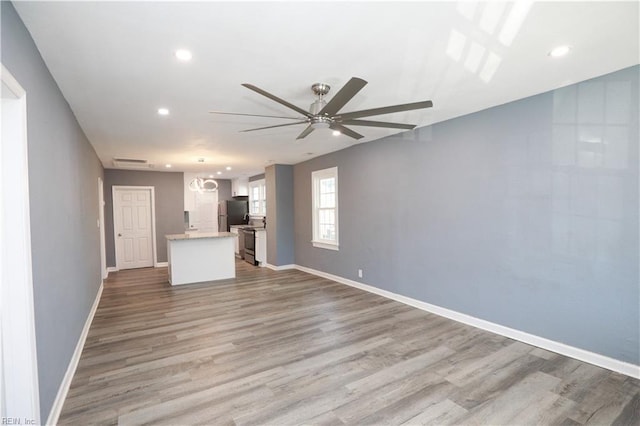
[165,232,236,241]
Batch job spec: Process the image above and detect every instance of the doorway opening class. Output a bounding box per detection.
[98,177,107,279]
[0,64,41,422]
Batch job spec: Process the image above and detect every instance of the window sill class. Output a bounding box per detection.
[312,241,339,251]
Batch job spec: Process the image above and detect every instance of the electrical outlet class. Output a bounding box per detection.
[358,269,363,278]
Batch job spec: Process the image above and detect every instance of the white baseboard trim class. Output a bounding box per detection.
[155,262,168,268]
[46,282,104,425]
[294,265,640,380]
[106,266,117,273]
[265,263,296,271]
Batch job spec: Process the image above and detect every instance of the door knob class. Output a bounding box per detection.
[118,233,122,237]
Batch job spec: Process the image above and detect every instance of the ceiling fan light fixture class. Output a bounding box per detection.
[310,115,332,130]
[311,121,330,129]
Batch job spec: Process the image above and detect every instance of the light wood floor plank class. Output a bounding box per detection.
[58,262,640,425]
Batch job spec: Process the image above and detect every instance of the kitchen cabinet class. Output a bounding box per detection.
[232,178,249,197]
[183,172,197,211]
[184,172,218,231]
[166,232,235,285]
[230,227,240,255]
[186,190,217,232]
[255,229,267,266]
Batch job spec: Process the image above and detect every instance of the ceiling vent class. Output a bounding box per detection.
[112,158,155,169]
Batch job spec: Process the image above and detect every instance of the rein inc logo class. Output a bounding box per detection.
[2,418,36,425]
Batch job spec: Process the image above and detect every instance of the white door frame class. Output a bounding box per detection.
[0,64,41,423]
[112,186,158,270]
[98,177,107,279]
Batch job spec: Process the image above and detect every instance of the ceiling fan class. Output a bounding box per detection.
[209,77,433,140]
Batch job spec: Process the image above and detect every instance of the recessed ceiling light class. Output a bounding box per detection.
[549,45,571,58]
[209,174,214,178]
[165,164,172,168]
[157,108,169,116]
[332,130,341,136]
[225,166,232,171]
[217,171,222,175]
[175,49,192,61]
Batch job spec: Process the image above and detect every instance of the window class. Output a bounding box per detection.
[249,179,266,216]
[312,167,338,250]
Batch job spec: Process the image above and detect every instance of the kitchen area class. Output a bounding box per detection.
[167,174,267,286]
[225,177,267,267]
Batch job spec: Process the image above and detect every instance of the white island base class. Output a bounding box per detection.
[166,232,236,285]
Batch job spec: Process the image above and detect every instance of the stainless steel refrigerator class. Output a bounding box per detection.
[218,199,249,232]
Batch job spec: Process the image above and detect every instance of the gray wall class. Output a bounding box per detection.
[265,165,295,266]
[217,179,232,201]
[294,66,639,365]
[104,170,184,266]
[1,2,105,420]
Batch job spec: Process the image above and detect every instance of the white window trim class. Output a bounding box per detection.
[249,179,266,217]
[311,167,339,250]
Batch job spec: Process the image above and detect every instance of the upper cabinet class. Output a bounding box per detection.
[232,178,249,197]
[184,172,197,211]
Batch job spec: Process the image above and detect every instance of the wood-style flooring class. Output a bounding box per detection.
[59,261,640,425]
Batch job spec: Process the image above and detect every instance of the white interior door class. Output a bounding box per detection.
[114,188,154,269]
[0,65,41,423]
[98,177,107,279]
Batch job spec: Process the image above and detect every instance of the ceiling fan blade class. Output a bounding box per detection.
[329,123,364,140]
[209,111,304,120]
[337,100,433,120]
[339,119,416,130]
[296,125,315,140]
[242,83,313,118]
[240,120,308,132]
[318,77,367,116]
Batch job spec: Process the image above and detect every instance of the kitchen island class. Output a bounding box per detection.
[166,232,236,285]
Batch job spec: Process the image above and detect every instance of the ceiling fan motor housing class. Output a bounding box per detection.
[310,98,328,115]
[310,82,331,118]
[310,84,331,128]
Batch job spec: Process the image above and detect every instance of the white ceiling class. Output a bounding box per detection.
[13,1,639,178]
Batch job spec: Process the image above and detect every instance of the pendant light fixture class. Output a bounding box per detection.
[189,158,219,193]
